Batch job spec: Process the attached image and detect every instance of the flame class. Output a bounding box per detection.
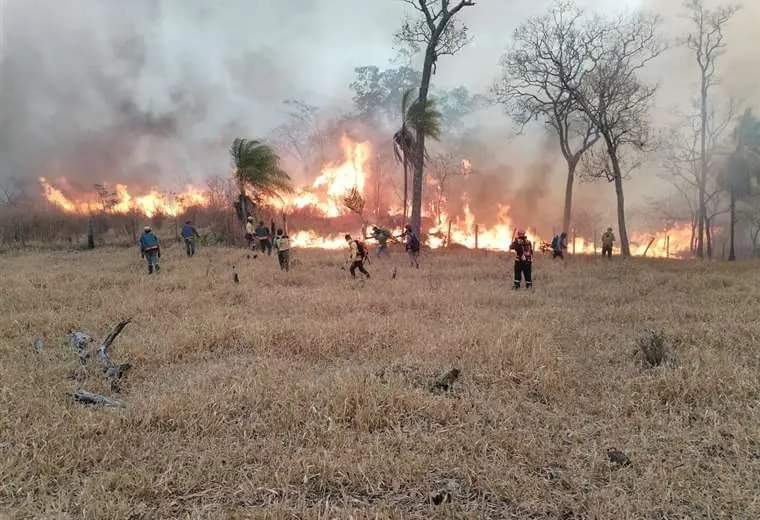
[289,230,349,250]
[39,177,209,218]
[275,136,371,217]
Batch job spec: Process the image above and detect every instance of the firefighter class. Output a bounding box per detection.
[139,226,161,274]
[344,234,370,279]
[273,228,291,272]
[551,232,568,260]
[509,229,533,289]
[367,225,392,258]
[255,220,272,256]
[601,227,615,258]
[245,216,256,250]
[180,220,200,257]
[399,224,420,268]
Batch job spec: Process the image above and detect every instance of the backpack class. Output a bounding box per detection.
[407,233,420,252]
[354,240,368,258]
[551,235,560,250]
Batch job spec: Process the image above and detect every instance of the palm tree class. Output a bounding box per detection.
[393,89,416,228]
[724,109,760,260]
[393,89,442,228]
[230,138,292,223]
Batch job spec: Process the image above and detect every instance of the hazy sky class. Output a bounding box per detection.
[0,0,757,222]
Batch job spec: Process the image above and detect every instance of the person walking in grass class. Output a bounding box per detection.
[551,231,568,260]
[255,220,272,256]
[344,234,370,279]
[245,216,256,250]
[181,220,200,257]
[601,227,615,259]
[509,229,533,289]
[399,224,420,268]
[366,225,392,258]
[139,226,161,274]
[273,228,291,272]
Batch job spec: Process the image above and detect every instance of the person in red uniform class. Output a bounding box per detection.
[509,229,533,289]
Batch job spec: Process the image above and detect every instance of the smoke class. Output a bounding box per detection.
[0,0,757,235]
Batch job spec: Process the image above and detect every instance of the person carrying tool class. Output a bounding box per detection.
[366,225,392,258]
[181,220,200,257]
[139,225,161,274]
[273,228,291,272]
[601,227,615,258]
[399,224,420,268]
[509,229,533,289]
[344,234,370,279]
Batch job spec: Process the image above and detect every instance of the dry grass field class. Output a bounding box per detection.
[1,244,758,519]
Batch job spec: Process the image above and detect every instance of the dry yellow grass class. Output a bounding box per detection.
[1,244,758,519]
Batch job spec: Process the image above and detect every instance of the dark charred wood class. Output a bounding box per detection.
[71,389,124,407]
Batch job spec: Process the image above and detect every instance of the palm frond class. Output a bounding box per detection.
[407,98,442,142]
[230,138,293,196]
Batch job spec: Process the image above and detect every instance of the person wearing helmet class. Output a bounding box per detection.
[601,227,615,258]
[509,229,533,289]
[139,226,161,274]
[245,216,256,250]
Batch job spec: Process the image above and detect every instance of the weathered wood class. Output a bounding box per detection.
[97,319,132,370]
[642,238,656,257]
[71,389,124,407]
[68,330,93,364]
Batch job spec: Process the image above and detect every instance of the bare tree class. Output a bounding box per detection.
[682,0,740,258]
[562,12,665,256]
[661,102,735,257]
[494,0,598,235]
[428,152,464,224]
[395,0,476,236]
[0,177,24,207]
[271,100,325,173]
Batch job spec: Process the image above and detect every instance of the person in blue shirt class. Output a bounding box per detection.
[180,220,199,257]
[139,226,161,274]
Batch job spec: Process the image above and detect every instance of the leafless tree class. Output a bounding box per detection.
[494,0,598,236]
[562,11,665,256]
[395,0,476,236]
[271,100,325,173]
[0,177,24,207]
[428,152,464,224]
[682,0,740,258]
[661,102,735,256]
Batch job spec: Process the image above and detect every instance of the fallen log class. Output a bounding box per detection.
[70,389,124,408]
[68,330,93,364]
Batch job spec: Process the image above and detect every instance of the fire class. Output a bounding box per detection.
[428,202,540,250]
[275,136,370,217]
[289,230,349,250]
[39,178,209,218]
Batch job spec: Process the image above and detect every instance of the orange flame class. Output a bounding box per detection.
[39,177,209,218]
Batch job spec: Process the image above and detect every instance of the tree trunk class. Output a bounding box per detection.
[706,217,713,259]
[411,47,437,237]
[728,187,736,261]
[402,151,408,228]
[609,151,630,257]
[87,218,95,249]
[696,79,708,259]
[562,161,577,234]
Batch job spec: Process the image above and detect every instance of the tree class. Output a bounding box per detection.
[723,109,760,260]
[393,89,442,227]
[350,66,422,123]
[271,100,322,172]
[661,102,736,257]
[229,138,292,224]
[428,152,464,224]
[682,0,740,258]
[395,0,476,236]
[562,11,665,256]
[495,0,598,236]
